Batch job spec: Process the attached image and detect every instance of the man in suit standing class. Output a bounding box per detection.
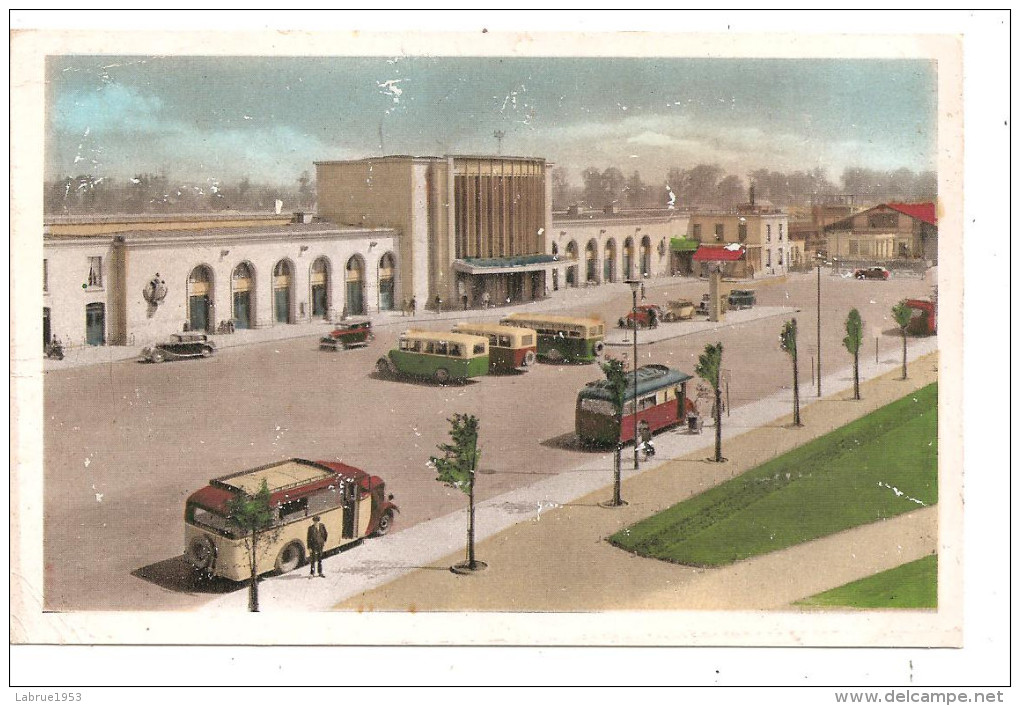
[307,515,328,577]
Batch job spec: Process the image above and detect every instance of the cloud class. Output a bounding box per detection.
[54,84,165,135]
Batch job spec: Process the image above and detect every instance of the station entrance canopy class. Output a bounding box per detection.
[452,254,561,275]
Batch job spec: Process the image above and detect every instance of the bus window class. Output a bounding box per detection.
[435,341,449,356]
[307,488,339,515]
[488,334,498,346]
[498,335,511,347]
[279,497,308,522]
[449,343,461,356]
[639,394,657,411]
[522,334,534,346]
[424,341,436,354]
[473,342,486,355]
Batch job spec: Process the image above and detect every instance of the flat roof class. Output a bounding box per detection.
[215,459,335,495]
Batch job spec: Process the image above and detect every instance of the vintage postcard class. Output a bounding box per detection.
[9,12,1001,685]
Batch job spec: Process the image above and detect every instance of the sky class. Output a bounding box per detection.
[46,55,937,188]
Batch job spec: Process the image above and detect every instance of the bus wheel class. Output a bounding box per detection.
[150,350,166,364]
[523,351,536,367]
[434,368,451,384]
[275,542,304,574]
[186,535,216,572]
[546,349,563,362]
[593,342,605,357]
[375,510,395,536]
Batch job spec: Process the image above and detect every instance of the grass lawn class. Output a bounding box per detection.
[609,383,937,566]
[795,554,938,609]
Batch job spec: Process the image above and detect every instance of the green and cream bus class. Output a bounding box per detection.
[377,329,490,384]
[500,313,606,363]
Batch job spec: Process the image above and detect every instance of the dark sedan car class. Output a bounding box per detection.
[727,289,757,309]
[320,320,375,350]
[854,266,891,280]
[141,332,216,363]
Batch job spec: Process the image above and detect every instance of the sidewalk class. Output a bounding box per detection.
[199,335,939,614]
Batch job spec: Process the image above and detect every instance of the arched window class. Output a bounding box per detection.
[231,262,255,329]
[310,257,330,318]
[378,252,395,311]
[273,260,294,324]
[187,265,214,333]
[345,256,366,315]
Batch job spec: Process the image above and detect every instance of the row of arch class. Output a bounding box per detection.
[551,236,653,287]
[185,253,396,332]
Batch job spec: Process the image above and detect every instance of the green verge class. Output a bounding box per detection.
[609,383,937,566]
[794,554,937,609]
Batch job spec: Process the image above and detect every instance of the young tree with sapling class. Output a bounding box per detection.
[225,479,279,613]
[599,357,629,507]
[430,413,485,573]
[779,319,803,426]
[892,300,913,380]
[696,342,726,462]
[843,308,864,400]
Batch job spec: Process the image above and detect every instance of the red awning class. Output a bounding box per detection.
[692,245,746,262]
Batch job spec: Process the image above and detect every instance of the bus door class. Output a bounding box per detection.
[342,479,358,539]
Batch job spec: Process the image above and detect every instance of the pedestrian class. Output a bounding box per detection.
[307,515,328,577]
[462,294,468,311]
[434,294,442,312]
[410,296,417,317]
[482,291,490,309]
[648,306,658,329]
[401,298,409,317]
[640,282,646,301]
[638,419,654,458]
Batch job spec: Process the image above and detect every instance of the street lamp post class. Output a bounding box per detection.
[625,280,641,470]
[816,254,822,398]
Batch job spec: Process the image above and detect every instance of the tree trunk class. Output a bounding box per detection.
[792,352,801,425]
[853,350,860,399]
[901,330,908,380]
[714,386,723,461]
[247,531,259,613]
[467,475,476,570]
[612,444,622,506]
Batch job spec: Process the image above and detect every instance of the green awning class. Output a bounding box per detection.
[671,237,699,252]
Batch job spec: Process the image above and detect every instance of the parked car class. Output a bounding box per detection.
[662,299,696,322]
[854,266,891,280]
[141,332,216,363]
[618,304,664,329]
[727,289,757,309]
[320,320,374,350]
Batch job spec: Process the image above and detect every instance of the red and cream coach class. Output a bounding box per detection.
[184,458,398,581]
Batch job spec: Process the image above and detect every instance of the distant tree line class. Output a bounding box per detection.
[44,171,316,216]
[552,164,936,212]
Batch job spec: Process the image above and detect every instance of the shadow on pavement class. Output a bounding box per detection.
[131,556,241,595]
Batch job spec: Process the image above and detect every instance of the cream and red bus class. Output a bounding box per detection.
[184,458,398,581]
[451,322,537,373]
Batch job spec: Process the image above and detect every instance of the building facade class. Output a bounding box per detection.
[546,209,686,290]
[316,155,553,310]
[686,209,791,278]
[43,214,396,348]
[823,202,938,263]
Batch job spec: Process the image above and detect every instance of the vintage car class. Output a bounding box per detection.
[320,320,374,350]
[141,332,216,363]
[854,266,891,280]
[662,299,696,322]
[618,304,664,329]
[727,289,757,309]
